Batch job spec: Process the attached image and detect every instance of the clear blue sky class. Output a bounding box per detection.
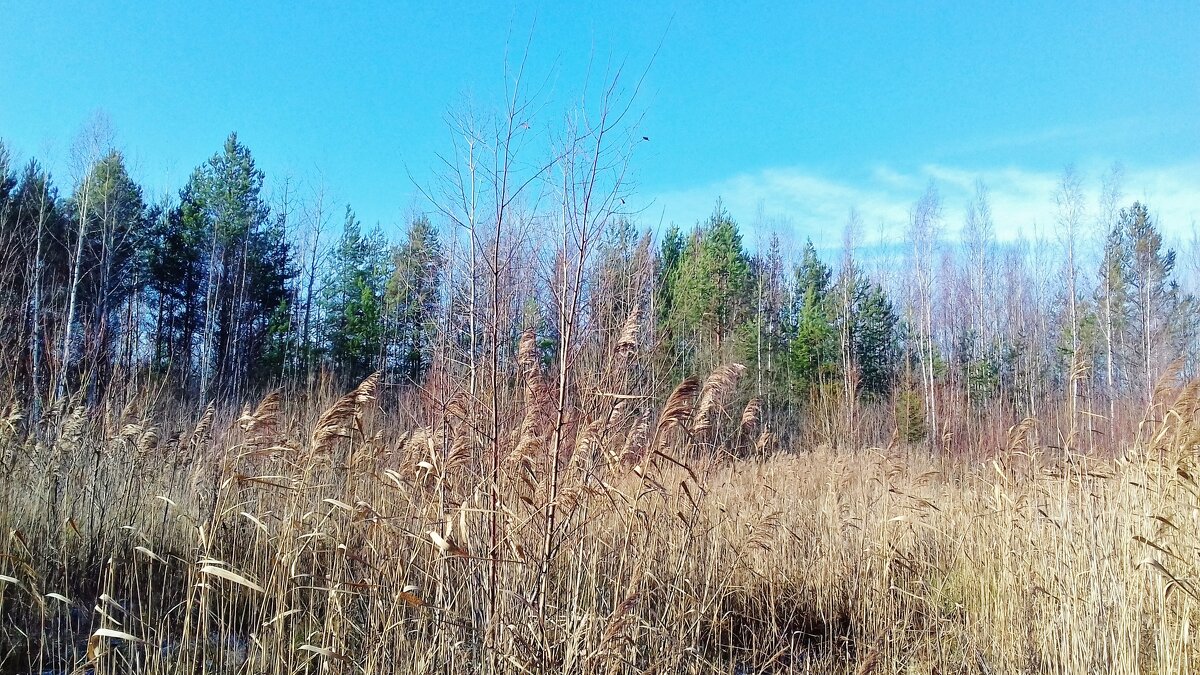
[2,1,1198,243]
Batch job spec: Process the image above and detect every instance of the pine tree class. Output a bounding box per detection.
[244,205,295,384]
[1097,215,1131,398]
[667,203,752,362]
[1123,202,1180,400]
[5,159,69,411]
[146,196,206,379]
[0,142,15,224]
[71,151,147,399]
[193,135,258,395]
[144,133,292,397]
[0,148,26,374]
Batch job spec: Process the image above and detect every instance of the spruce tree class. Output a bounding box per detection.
[324,206,389,381]
[787,240,838,393]
[655,223,686,330]
[386,215,443,384]
[853,281,900,397]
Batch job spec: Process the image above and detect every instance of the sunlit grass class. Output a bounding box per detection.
[1,372,1198,674]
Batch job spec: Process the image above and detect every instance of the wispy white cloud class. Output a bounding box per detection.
[650,161,1200,249]
[935,115,1196,160]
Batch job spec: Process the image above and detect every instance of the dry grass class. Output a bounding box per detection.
[0,374,1199,674]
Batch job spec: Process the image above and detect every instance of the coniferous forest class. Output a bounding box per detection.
[1,126,1193,454]
[3,39,1200,675]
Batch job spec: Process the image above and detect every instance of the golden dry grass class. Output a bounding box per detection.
[0,375,1198,674]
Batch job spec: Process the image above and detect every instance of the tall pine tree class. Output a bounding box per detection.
[666,203,752,366]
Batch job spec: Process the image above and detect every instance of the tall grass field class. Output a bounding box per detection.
[2,361,1199,674]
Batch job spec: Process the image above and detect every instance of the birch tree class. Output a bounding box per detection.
[907,183,943,449]
[961,179,995,401]
[1054,165,1087,442]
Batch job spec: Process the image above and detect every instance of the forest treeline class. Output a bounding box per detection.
[0,126,1193,453]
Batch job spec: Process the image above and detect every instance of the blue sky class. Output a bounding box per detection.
[1,1,1197,247]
